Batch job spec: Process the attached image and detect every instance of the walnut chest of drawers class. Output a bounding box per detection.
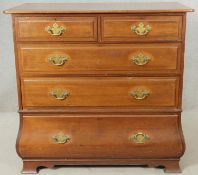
[4,2,193,174]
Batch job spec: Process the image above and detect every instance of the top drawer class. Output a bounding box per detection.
[14,16,97,42]
[102,16,182,42]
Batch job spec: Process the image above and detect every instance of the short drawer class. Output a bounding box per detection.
[15,16,97,41]
[18,43,181,75]
[18,115,184,159]
[102,15,182,42]
[21,77,179,108]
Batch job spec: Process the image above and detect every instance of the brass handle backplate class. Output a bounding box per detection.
[48,55,69,66]
[53,133,71,144]
[131,53,151,66]
[131,22,152,36]
[45,23,66,36]
[129,132,150,144]
[50,89,70,100]
[130,89,150,100]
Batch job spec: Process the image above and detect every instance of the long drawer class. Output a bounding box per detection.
[14,16,97,41]
[18,43,181,75]
[21,77,179,108]
[18,115,184,159]
[102,15,182,42]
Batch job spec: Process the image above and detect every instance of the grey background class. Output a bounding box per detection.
[0,0,197,112]
[0,1,198,175]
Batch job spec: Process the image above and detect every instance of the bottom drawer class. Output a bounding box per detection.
[18,115,184,159]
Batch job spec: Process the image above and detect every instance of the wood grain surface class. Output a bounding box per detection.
[21,77,179,108]
[18,43,181,75]
[18,115,184,159]
[4,2,193,14]
[5,2,192,173]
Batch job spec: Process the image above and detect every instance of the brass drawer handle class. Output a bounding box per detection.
[131,53,151,66]
[45,23,66,36]
[53,133,71,144]
[131,22,152,36]
[48,55,69,66]
[50,89,70,100]
[129,132,150,144]
[130,89,150,100]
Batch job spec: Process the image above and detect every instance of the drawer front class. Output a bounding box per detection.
[21,77,178,108]
[19,115,184,159]
[102,16,182,42]
[15,16,97,41]
[18,43,180,74]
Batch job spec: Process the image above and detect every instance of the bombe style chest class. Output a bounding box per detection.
[4,2,193,173]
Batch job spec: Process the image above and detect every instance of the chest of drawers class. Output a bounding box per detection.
[4,3,193,174]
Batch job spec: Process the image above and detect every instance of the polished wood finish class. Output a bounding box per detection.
[4,2,193,14]
[18,43,181,75]
[21,77,178,108]
[19,115,184,159]
[4,2,192,174]
[22,159,181,174]
[15,16,97,41]
[102,15,182,42]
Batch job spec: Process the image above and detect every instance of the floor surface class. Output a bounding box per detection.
[0,110,197,175]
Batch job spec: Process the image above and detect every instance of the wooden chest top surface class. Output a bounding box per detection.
[4,2,193,14]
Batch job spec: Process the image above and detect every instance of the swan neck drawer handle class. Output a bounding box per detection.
[130,89,150,100]
[48,55,69,66]
[45,23,66,36]
[131,53,151,66]
[53,133,71,144]
[130,132,150,144]
[131,22,152,36]
[50,89,70,100]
